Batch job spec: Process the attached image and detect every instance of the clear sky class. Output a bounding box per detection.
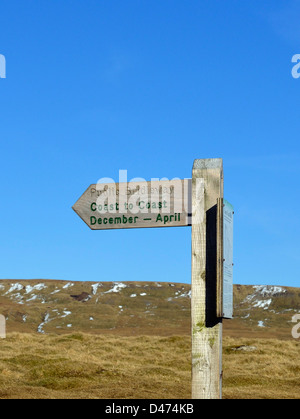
[0,0,299,287]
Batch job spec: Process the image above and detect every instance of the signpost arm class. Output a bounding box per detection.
[191,158,223,399]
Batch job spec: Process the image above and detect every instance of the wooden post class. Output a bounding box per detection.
[191,158,223,399]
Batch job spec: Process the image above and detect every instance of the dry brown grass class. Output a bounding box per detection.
[0,333,191,399]
[0,333,299,399]
[223,337,300,399]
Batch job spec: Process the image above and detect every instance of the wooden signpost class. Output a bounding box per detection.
[73,179,192,230]
[72,159,233,399]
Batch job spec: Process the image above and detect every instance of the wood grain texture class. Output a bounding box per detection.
[191,158,223,399]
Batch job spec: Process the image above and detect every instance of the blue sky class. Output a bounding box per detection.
[0,0,299,287]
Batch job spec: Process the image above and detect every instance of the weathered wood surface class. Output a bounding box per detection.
[222,200,234,319]
[217,198,224,318]
[73,179,192,230]
[191,158,223,399]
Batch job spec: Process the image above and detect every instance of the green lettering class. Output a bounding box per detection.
[90,216,97,225]
[91,203,97,212]
[156,214,163,223]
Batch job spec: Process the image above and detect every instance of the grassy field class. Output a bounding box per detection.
[0,332,299,399]
[0,281,299,399]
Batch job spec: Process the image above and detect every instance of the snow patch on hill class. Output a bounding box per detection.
[105,282,127,294]
[243,285,287,311]
[63,282,74,289]
[175,290,191,299]
[91,283,102,295]
[25,284,47,294]
[5,283,23,294]
[253,285,286,297]
[37,313,50,334]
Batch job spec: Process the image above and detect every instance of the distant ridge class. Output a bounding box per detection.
[0,280,299,339]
